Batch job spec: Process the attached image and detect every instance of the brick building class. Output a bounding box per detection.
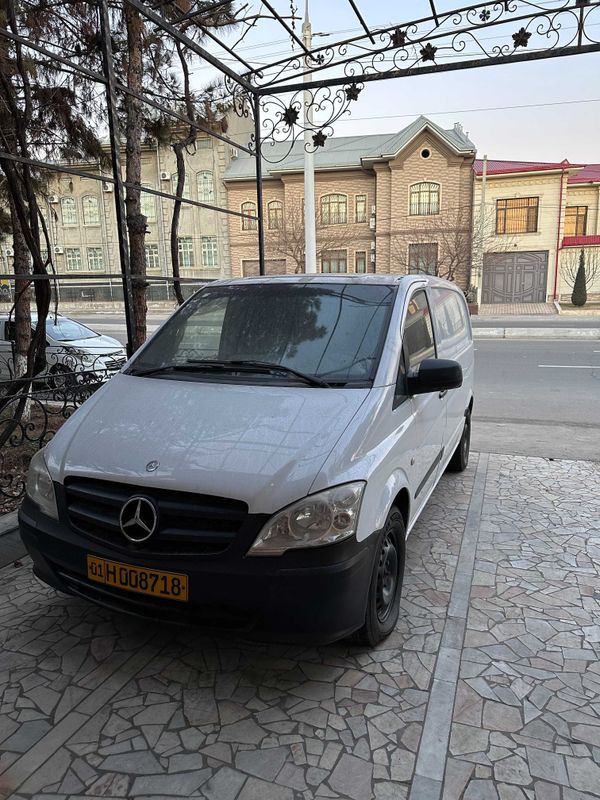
[224,116,477,288]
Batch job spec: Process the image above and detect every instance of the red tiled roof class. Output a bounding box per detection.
[473,158,581,176]
[568,163,600,184]
[562,235,600,247]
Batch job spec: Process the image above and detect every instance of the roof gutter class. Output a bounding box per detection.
[552,168,567,301]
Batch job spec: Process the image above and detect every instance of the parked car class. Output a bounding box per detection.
[20,275,473,645]
[0,313,126,385]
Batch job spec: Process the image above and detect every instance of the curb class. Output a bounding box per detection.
[473,327,600,340]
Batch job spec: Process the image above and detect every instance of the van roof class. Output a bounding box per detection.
[214,274,460,290]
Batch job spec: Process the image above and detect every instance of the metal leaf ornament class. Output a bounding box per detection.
[512,27,532,49]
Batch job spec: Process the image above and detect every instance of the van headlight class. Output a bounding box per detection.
[25,450,58,520]
[248,482,365,556]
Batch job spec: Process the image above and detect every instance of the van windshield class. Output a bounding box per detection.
[129,282,396,386]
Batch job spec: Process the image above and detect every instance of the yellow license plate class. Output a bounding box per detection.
[86,555,188,602]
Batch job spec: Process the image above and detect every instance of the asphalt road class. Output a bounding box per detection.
[472,340,600,461]
[79,313,600,462]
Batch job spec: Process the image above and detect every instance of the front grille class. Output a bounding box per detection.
[63,477,247,556]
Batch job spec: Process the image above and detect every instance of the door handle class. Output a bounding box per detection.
[439,390,448,399]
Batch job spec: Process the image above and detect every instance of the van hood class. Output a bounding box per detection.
[53,334,124,354]
[46,373,369,513]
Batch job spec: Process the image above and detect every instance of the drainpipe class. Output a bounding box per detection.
[552,167,566,301]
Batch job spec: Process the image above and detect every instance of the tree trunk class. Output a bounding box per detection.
[8,197,32,381]
[169,142,186,306]
[124,2,147,350]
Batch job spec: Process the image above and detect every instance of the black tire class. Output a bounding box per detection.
[447,411,471,473]
[354,507,405,647]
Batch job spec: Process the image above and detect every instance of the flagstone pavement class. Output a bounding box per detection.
[0,452,599,800]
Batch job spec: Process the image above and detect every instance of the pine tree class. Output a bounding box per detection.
[571,250,587,307]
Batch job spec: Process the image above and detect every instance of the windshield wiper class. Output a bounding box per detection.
[185,359,331,388]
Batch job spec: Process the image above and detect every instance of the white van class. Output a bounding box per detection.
[0,313,126,385]
[20,275,473,645]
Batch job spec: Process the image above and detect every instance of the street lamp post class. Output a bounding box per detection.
[303,0,317,274]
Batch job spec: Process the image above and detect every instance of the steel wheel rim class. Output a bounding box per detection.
[376,532,398,623]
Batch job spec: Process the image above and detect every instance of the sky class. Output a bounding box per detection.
[192,0,600,164]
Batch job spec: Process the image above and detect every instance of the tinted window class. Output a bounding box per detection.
[430,288,468,344]
[403,290,435,371]
[132,282,396,385]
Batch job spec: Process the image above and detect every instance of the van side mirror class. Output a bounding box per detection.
[406,358,463,396]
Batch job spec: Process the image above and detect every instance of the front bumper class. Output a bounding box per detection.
[19,498,377,644]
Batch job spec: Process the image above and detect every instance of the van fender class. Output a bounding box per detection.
[357,468,411,542]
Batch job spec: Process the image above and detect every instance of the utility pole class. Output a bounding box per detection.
[303,0,317,274]
[476,154,487,305]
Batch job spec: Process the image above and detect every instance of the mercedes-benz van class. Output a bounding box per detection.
[20,275,473,645]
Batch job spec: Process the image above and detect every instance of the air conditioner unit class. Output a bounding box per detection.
[160,171,170,181]
[370,253,376,263]
[54,246,64,255]
[371,205,376,214]
[230,147,238,159]
[102,181,113,192]
[369,218,376,230]
[48,195,59,204]
[370,241,376,250]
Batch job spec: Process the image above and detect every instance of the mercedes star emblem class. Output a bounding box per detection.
[119,496,158,543]
[146,460,159,472]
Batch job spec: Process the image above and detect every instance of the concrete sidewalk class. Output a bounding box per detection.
[0,453,598,800]
[473,327,600,339]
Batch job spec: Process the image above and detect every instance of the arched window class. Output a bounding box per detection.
[141,185,156,221]
[171,173,191,200]
[82,196,100,226]
[268,200,283,230]
[241,201,257,231]
[60,197,78,226]
[321,193,347,225]
[409,182,440,216]
[197,171,214,203]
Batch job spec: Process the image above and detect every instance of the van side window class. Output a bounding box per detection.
[403,290,435,371]
[395,290,436,404]
[430,288,468,346]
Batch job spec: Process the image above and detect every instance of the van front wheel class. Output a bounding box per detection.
[354,507,405,647]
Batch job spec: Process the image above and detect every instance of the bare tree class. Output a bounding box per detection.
[560,248,600,291]
[265,198,361,273]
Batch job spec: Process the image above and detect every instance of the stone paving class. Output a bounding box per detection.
[0,453,598,800]
[478,304,556,316]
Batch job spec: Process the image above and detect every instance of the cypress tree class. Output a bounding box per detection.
[571,250,587,306]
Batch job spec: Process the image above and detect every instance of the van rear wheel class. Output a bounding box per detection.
[447,411,471,473]
[354,507,405,647]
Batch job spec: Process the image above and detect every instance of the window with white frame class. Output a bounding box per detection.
[82,196,100,226]
[65,247,82,271]
[61,197,78,226]
[178,236,195,268]
[321,194,347,225]
[145,243,161,271]
[355,194,367,223]
[268,200,283,230]
[201,237,218,268]
[141,185,156,221]
[322,250,347,273]
[171,173,191,200]
[409,182,440,216]
[197,171,214,203]
[241,201,257,231]
[87,247,104,271]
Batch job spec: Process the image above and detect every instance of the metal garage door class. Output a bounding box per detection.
[482,251,548,303]
[241,259,287,277]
